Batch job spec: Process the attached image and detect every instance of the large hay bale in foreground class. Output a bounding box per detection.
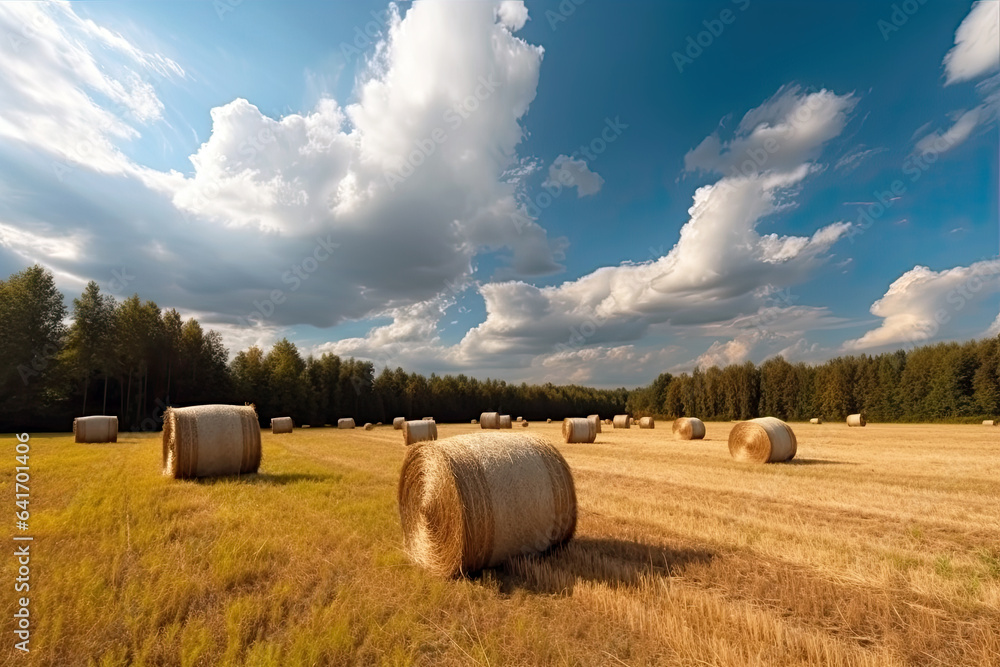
[398,432,577,576]
[728,417,796,463]
[983,420,997,426]
[499,415,512,429]
[563,418,596,443]
[846,414,866,427]
[403,419,438,446]
[393,417,405,430]
[162,405,261,479]
[480,412,499,429]
[338,418,355,429]
[587,414,602,434]
[672,417,705,440]
[613,415,630,429]
[271,417,293,434]
[638,417,655,429]
[364,423,374,431]
[809,418,822,424]
[73,416,118,443]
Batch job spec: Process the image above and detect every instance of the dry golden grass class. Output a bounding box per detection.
[2,422,999,666]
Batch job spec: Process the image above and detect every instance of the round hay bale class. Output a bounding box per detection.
[546,418,552,423]
[613,415,630,429]
[520,420,529,427]
[271,416,293,434]
[587,414,601,434]
[499,415,512,429]
[398,432,577,576]
[516,416,523,422]
[338,418,355,429]
[364,422,374,431]
[403,419,438,446]
[563,417,597,443]
[672,417,705,440]
[423,417,435,421]
[638,417,655,429]
[728,417,796,463]
[377,422,383,426]
[809,417,822,424]
[471,419,478,424]
[162,405,261,479]
[604,419,612,425]
[73,415,118,443]
[393,417,405,430]
[846,413,866,427]
[480,412,499,429]
[983,420,997,426]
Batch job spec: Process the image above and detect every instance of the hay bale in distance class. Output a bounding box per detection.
[393,417,405,430]
[423,417,435,421]
[271,417,293,434]
[587,414,602,434]
[520,420,529,427]
[377,422,383,426]
[398,432,576,576]
[563,417,597,443]
[846,414,866,427]
[546,418,552,423]
[480,412,499,429]
[162,405,261,479]
[338,418,355,429]
[638,417,655,429]
[728,417,796,463]
[364,423,374,431]
[613,415,630,429]
[983,420,997,426]
[73,415,118,443]
[672,417,705,440]
[516,416,523,422]
[809,418,822,424]
[499,415,512,429]
[403,419,438,447]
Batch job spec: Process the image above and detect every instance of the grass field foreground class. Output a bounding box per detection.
[2,422,999,666]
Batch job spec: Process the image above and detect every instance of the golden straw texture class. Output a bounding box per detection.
[403,419,438,446]
[562,418,597,443]
[672,417,705,440]
[73,416,118,443]
[397,432,577,577]
[162,405,261,479]
[728,417,797,463]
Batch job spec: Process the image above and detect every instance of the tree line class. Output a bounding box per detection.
[0,266,626,431]
[3,265,999,432]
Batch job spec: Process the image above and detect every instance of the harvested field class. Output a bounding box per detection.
[2,422,999,666]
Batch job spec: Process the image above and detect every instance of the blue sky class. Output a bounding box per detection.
[0,0,997,387]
